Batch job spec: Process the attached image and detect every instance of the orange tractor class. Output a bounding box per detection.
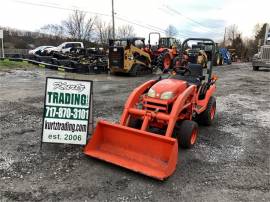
[84,38,218,180]
[145,32,181,70]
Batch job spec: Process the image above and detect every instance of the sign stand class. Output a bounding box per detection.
[0,30,4,58]
[40,77,93,150]
[89,83,94,135]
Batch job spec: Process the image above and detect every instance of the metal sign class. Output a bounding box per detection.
[41,77,93,145]
[0,30,3,39]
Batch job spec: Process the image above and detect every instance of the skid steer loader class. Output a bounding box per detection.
[109,37,152,76]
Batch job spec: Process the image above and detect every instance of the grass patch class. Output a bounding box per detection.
[0,59,37,69]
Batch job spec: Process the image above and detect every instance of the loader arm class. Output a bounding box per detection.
[165,85,196,137]
[120,79,157,126]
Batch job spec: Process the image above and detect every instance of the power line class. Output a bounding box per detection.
[164,5,224,35]
[12,0,187,38]
[158,6,222,38]
[13,0,111,17]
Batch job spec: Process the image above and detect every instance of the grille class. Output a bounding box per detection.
[143,101,168,112]
[109,46,124,68]
[262,46,270,60]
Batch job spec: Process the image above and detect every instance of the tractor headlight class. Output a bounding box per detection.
[160,91,174,100]
[147,88,156,98]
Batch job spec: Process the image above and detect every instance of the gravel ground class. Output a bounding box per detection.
[0,63,269,201]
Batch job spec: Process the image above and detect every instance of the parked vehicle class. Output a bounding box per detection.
[219,48,232,64]
[28,46,54,55]
[109,37,152,76]
[186,44,208,68]
[252,23,270,71]
[147,32,180,70]
[198,42,223,66]
[252,46,270,70]
[45,42,84,54]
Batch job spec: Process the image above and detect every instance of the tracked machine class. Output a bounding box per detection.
[84,38,218,180]
[109,37,152,76]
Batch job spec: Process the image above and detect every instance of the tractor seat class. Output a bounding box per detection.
[172,64,204,86]
[188,64,203,77]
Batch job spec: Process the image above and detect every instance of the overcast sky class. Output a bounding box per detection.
[0,0,269,41]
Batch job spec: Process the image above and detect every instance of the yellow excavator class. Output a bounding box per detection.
[108,37,152,76]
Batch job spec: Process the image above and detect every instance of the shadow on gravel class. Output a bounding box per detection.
[255,69,270,72]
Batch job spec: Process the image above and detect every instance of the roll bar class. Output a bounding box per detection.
[148,32,161,45]
[182,38,216,83]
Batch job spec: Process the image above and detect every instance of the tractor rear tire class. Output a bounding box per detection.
[253,66,259,71]
[197,96,216,126]
[128,117,142,129]
[213,53,220,66]
[216,55,220,66]
[219,57,224,66]
[176,120,198,149]
[157,51,171,71]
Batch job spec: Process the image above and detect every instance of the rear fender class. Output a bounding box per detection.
[120,80,157,126]
[196,84,216,113]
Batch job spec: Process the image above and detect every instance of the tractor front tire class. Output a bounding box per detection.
[253,66,259,71]
[197,96,216,126]
[176,120,198,149]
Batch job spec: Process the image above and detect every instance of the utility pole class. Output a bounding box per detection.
[223,27,226,46]
[0,30,4,58]
[112,0,115,40]
[1,38,4,58]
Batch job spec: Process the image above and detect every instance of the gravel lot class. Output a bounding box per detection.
[0,63,269,201]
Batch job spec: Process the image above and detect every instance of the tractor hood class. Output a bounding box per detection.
[149,79,188,100]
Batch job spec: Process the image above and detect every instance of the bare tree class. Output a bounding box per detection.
[40,24,65,38]
[165,25,178,37]
[116,25,135,38]
[62,10,96,41]
[227,24,239,42]
[94,18,113,46]
[254,23,268,46]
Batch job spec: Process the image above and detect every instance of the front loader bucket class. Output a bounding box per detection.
[84,120,178,180]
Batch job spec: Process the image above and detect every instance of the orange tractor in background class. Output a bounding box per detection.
[84,38,218,180]
[145,32,183,70]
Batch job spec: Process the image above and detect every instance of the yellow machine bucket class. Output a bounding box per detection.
[84,120,178,180]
